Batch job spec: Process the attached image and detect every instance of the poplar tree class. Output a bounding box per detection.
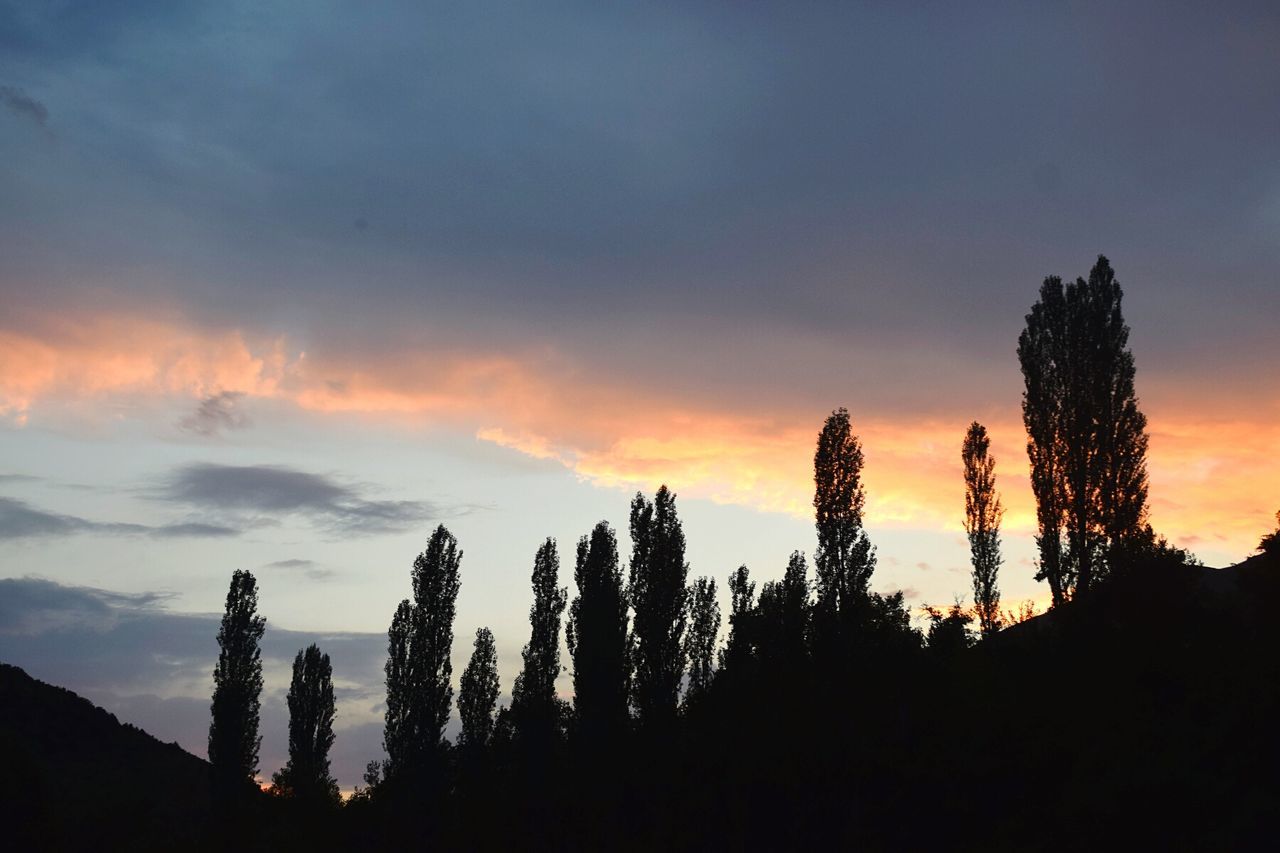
[272,644,339,805]
[962,422,1004,636]
[629,486,689,728]
[459,627,500,751]
[209,570,266,796]
[813,408,876,645]
[382,525,462,779]
[567,521,630,741]
[511,538,567,745]
[718,565,756,675]
[1019,256,1150,602]
[683,576,720,705]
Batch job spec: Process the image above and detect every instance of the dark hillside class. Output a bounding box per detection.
[0,663,214,850]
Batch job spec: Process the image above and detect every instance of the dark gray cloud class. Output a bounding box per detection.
[160,463,453,534]
[262,558,334,581]
[0,84,47,126]
[0,473,40,483]
[0,576,389,788]
[179,390,250,436]
[0,1,1275,416]
[0,496,239,540]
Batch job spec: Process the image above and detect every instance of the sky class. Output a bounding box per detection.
[1,1,1277,790]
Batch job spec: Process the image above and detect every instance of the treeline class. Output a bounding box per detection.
[202,257,1277,849]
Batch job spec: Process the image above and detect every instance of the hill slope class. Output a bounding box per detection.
[0,662,214,850]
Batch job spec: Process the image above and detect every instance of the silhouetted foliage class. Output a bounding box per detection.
[1019,256,1150,603]
[924,603,974,656]
[718,564,756,676]
[209,570,266,797]
[566,521,630,743]
[683,576,720,706]
[962,422,1004,635]
[629,486,690,728]
[271,644,339,806]
[24,262,1280,849]
[1260,510,1280,557]
[511,538,568,747]
[458,627,500,751]
[382,524,461,781]
[756,551,810,670]
[813,407,876,650]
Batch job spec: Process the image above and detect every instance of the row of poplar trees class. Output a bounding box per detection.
[206,254,1168,809]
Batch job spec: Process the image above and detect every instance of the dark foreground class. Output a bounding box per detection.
[3,551,1277,851]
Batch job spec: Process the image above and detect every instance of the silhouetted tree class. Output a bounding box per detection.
[962,422,1004,636]
[209,570,266,797]
[924,603,973,657]
[814,408,876,647]
[1019,276,1070,604]
[512,538,567,746]
[271,644,339,805]
[382,599,417,779]
[629,486,689,728]
[683,576,720,705]
[567,521,630,742]
[459,627,500,752]
[382,525,462,780]
[753,552,811,677]
[1259,510,1280,558]
[718,565,756,674]
[1019,256,1150,602]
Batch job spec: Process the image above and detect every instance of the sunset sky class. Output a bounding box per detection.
[2,1,1277,789]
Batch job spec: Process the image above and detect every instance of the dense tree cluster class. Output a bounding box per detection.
[196,256,1271,848]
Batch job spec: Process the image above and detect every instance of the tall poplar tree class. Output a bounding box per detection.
[683,576,720,705]
[1019,256,1150,601]
[567,521,630,741]
[962,422,1003,636]
[209,570,266,796]
[272,644,339,805]
[718,565,756,675]
[512,538,568,745]
[458,627,500,751]
[813,408,876,645]
[629,486,689,728]
[383,525,462,779]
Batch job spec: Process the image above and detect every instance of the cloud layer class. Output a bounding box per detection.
[159,462,449,535]
[0,496,238,540]
[2,312,1274,560]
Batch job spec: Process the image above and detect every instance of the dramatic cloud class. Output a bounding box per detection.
[159,463,447,534]
[0,85,48,127]
[179,390,250,436]
[2,311,1274,560]
[0,496,239,540]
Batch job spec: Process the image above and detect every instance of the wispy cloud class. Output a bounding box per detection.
[0,85,49,128]
[179,390,250,437]
[159,463,451,535]
[262,558,334,581]
[0,496,239,540]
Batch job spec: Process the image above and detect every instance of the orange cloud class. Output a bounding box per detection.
[1,312,1274,563]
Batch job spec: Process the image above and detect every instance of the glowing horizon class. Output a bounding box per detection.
[3,310,1273,564]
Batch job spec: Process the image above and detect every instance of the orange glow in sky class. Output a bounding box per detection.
[1,312,1274,564]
